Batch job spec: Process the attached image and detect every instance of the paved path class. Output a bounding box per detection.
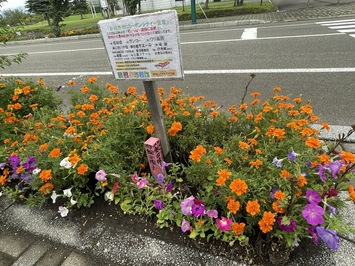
[1,2,355,266]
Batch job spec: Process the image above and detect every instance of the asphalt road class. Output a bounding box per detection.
[1,18,355,126]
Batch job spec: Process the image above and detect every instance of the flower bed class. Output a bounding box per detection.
[1,77,355,264]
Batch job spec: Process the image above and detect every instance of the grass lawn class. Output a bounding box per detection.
[18,0,275,37]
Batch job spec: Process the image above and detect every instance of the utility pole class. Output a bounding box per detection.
[191,0,196,24]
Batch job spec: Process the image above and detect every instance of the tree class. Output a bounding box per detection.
[70,0,88,19]
[234,0,244,6]
[26,0,51,26]
[49,0,70,37]
[205,0,209,9]
[124,0,140,15]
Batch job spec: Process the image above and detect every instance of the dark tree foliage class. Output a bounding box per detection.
[26,0,51,25]
[124,0,140,15]
[49,0,70,37]
[71,0,88,19]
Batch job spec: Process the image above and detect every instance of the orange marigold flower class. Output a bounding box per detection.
[37,78,46,85]
[89,94,99,102]
[0,175,7,185]
[81,86,89,93]
[127,87,137,95]
[146,125,155,134]
[272,201,285,213]
[88,77,97,83]
[10,141,18,147]
[340,151,355,164]
[239,141,250,150]
[195,112,202,117]
[49,148,61,158]
[67,80,76,86]
[168,121,183,137]
[4,139,10,144]
[297,175,308,187]
[250,99,260,106]
[189,145,206,162]
[197,220,204,227]
[258,211,276,233]
[69,155,81,167]
[305,137,321,149]
[65,126,76,135]
[321,122,330,131]
[224,157,232,165]
[232,222,246,235]
[348,185,355,201]
[317,154,331,165]
[214,147,223,155]
[77,163,89,175]
[301,128,314,137]
[294,97,302,103]
[13,103,22,110]
[255,149,262,155]
[274,190,285,200]
[183,111,190,116]
[249,159,263,169]
[247,138,258,145]
[239,103,247,111]
[76,111,86,118]
[251,92,261,97]
[246,200,260,216]
[280,170,291,179]
[39,143,48,152]
[39,182,54,195]
[227,198,240,214]
[210,110,219,117]
[300,104,313,114]
[216,169,232,186]
[39,170,52,182]
[273,87,282,92]
[205,158,212,166]
[229,178,248,196]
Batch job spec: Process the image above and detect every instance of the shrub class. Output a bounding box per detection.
[1,77,354,264]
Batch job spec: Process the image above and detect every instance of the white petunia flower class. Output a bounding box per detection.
[58,206,69,217]
[105,191,114,202]
[51,191,58,203]
[63,188,72,198]
[33,168,41,175]
[70,198,77,206]
[59,157,72,169]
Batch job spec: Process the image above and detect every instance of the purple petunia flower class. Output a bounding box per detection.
[206,209,218,219]
[317,164,327,182]
[306,190,322,204]
[180,196,195,215]
[153,199,164,210]
[192,204,205,217]
[95,169,107,181]
[8,155,20,171]
[22,156,38,171]
[270,187,280,199]
[316,226,339,250]
[287,149,299,162]
[327,204,337,217]
[156,173,164,184]
[272,157,283,168]
[277,217,297,232]
[326,161,343,178]
[302,204,324,226]
[181,219,191,232]
[161,161,170,172]
[0,162,6,170]
[216,216,232,232]
[137,178,147,189]
[308,227,320,245]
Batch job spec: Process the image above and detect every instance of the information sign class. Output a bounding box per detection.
[98,10,184,80]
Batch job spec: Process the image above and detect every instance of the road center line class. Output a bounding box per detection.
[2,68,355,77]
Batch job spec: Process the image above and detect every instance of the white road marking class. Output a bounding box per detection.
[2,68,355,77]
[241,28,257,39]
[316,18,355,24]
[317,19,355,38]
[329,25,355,29]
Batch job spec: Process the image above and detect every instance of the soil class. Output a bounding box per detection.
[58,196,288,266]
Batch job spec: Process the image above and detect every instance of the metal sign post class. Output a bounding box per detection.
[191,0,197,24]
[98,10,183,163]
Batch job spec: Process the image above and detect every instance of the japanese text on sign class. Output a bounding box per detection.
[98,10,184,80]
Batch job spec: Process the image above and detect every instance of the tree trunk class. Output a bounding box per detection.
[205,0,209,9]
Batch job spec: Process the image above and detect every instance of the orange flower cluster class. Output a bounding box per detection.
[216,169,232,186]
[229,178,248,196]
[227,198,240,214]
[214,147,223,155]
[239,141,250,150]
[39,183,54,195]
[232,222,246,235]
[49,148,61,158]
[297,175,308,187]
[274,190,285,200]
[146,125,155,134]
[340,151,355,164]
[305,137,321,149]
[258,211,275,233]
[249,159,262,169]
[168,121,182,137]
[246,200,260,216]
[348,185,355,201]
[39,170,52,182]
[77,163,89,175]
[265,126,285,140]
[189,145,206,162]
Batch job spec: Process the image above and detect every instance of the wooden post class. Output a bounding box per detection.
[143,81,173,163]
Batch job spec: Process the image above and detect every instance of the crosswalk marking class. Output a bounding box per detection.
[241,28,258,39]
[316,18,355,39]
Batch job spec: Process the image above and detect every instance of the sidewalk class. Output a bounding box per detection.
[1,3,355,266]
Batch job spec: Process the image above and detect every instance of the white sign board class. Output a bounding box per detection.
[98,10,184,80]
